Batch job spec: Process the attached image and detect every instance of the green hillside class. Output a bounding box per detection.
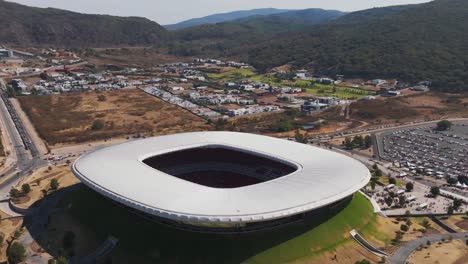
[0,0,168,47]
[171,0,468,91]
[64,186,378,264]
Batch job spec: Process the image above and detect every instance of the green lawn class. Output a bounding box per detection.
[246,192,376,264]
[206,69,372,99]
[206,68,256,82]
[65,187,378,264]
[305,84,373,100]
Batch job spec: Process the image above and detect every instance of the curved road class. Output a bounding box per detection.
[388,232,468,264]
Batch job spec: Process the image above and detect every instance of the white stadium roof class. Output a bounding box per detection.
[72,132,370,224]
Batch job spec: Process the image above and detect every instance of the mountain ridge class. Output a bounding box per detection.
[0,0,169,47]
[164,8,292,30]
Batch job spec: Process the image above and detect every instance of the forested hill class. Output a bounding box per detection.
[171,0,468,91]
[174,8,345,42]
[0,0,169,47]
[164,8,291,30]
[249,0,468,90]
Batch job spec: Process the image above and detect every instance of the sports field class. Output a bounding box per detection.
[42,186,388,264]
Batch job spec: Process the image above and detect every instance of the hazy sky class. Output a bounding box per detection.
[9,0,432,24]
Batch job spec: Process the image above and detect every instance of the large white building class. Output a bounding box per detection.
[72,132,370,232]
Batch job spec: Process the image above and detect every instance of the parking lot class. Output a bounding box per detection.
[380,122,468,180]
[370,181,468,216]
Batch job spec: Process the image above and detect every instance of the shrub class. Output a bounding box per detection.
[21,184,31,194]
[436,120,452,131]
[50,178,60,190]
[97,94,107,102]
[91,119,105,131]
[7,242,26,264]
[430,186,440,196]
[406,182,414,192]
[400,224,409,232]
[9,188,21,198]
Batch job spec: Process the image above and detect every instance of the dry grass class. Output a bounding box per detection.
[350,92,468,123]
[18,88,210,145]
[407,239,468,264]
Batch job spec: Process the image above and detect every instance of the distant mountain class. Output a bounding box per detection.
[173,8,346,41]
[247,0,468,90]
[164,8,291,30]
[0,0,168,47]
[170,0,468,91]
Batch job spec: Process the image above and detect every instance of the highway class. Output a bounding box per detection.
[0,78,46,201]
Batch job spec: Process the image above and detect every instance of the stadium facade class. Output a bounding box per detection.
[72,132,370,233]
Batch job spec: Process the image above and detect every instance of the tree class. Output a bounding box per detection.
[364,135,372,148]
[352,135,364,148]
[385,196,393,207]
[91,120,105,131]
[436,120,452,131]
[7,242,26,264]
[447,177,458,185]
[421,219,431,229]
[447,206,454,215]
[9,188,21,198]
[406,182,414,192]
[453,199,462,210]
[344,137,353,149]
[97,94,107,102]
[430,186,440,196]
[399,195,406,208]
[406,219,413,227]
[389,177,396,185]
[50,178,60,190]
[400,224,409,232]
[21,183,31,194]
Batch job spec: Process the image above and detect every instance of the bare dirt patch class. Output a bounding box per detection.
[350,92,468,124]
[407,240,468,264]
[18,88,210,145]
[455,219,468,231]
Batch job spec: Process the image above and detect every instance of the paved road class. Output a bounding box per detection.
[388,232,468,264]
[0,78,46,199]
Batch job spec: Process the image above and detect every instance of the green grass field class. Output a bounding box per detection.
[65,187,378,264]
[206,68,256,82]
[305,84,373,100]
[206,68,372,99]
[246,192,376,263]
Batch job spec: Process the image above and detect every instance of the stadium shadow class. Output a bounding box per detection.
[24,184,352,264]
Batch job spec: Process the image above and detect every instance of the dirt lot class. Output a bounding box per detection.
[17,88,210,145]
[350,92,468,124]
[407,239,468,264]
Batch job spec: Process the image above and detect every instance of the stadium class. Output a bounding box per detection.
[72,132,370,233]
